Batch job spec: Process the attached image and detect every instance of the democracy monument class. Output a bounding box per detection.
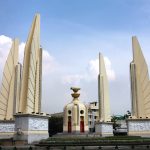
[0,13,150,146]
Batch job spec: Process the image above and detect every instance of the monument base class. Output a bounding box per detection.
[127,118,150,137]
[14,114,49,144]
[0,120,15,139]
[95,122,113,137]
[63,125,89,134]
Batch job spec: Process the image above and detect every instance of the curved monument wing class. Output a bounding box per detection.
[0,39,19,120]
[130,36,150,118]
[98,53,111,122]
[19,14,42,114]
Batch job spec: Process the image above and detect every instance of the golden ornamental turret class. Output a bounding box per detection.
[71,87,80,99]
[63,87,89,133]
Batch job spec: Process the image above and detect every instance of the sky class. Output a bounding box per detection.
[0,0,150,115]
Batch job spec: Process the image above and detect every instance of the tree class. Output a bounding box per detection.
[111,115,121,129]
[49,116,63,136]
[124,110,131,119]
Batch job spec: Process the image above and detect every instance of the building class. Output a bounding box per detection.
[88,101,99,132]
[63,87,88,133]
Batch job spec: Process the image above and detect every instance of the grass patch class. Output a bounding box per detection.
[40,136,150,144]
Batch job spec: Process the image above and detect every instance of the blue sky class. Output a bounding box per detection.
[0,0,150,115]
[0,0,149,63]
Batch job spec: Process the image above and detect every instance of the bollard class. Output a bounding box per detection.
[147,145,150,149]
[29,146,32,150]
[98,146,102,149]
[13,146,17,150]
[64,146,66,150]
[131,145,135,149]
[46,146,50,150]
[82,146,85,150]
[0,147,2,150]
[115,145,119,149]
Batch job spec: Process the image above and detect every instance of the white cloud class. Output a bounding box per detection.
[104,57,116,81]
[0,35,12,67]
[0,35,12,45]
[42,50,58,76]
[0,36,25,68]
[62,56,116,85]
[19,42,25,64]
[88,58,99,79]
[0,36,25,69]
[88,56,116,81]
[62,74,84,85]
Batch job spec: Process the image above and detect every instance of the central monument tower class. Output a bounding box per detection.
[63,87,88,133]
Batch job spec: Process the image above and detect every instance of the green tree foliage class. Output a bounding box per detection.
[111,115,121,129]
[124,110,131,119]
[49,116,63,136]
[111,111,131,130]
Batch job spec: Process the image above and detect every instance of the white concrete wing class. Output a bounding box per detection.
[0,39,19,120]
[130,36,150,118]
[19,14,42,114]
[98,53,111,122]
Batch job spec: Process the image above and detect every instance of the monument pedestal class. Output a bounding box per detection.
[95,122,113,137]
[0,120,15,139]
[14,114,49,144]
[63,125,89,134]
[127,118,150,137]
